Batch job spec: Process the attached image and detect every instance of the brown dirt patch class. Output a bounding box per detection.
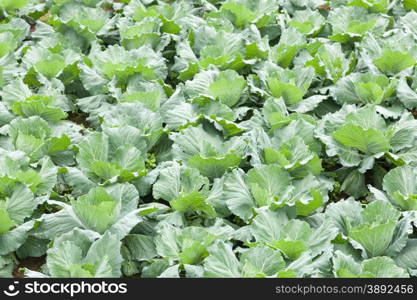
[13,256,46,278]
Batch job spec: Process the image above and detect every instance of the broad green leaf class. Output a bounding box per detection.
[374,50,415,75]
[383,166,417,210]
[241,246,285,277]
[204,242,241,277]
[333,123,390,154]
[395,239,417,276]
[0,209,15,234]
[125,234,157,261]
[362,257,409,278]
[223,169,255,221]
[247,165,291,206]
[250,207,289,243]
[0,0,28,10]
[170,191,216,217]
[71,187,118,234]
[208,70,246,107]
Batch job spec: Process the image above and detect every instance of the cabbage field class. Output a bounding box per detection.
[1,0,417,278]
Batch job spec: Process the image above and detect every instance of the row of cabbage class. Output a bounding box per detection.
[1,0,417,277]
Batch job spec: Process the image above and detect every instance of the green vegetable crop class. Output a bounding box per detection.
[1,0,417,278]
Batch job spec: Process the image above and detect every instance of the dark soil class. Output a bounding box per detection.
[12,256,46,278]
[66,111,92,129]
